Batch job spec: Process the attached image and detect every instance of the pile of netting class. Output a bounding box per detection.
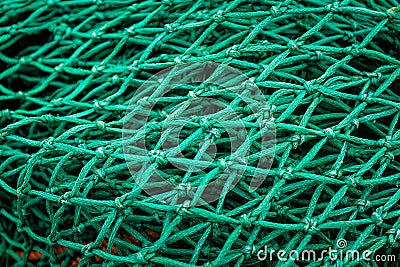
[1,0,400,266]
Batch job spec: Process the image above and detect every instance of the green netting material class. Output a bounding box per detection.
[1,0,400,266]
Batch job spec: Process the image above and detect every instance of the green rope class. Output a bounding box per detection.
[1,0,400,266]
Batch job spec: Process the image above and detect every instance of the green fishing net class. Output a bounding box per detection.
[1,0,400,266]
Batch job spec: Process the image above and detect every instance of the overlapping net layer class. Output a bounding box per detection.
[1,0,400,266]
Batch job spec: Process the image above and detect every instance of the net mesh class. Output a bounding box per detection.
[1,0,400,266]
